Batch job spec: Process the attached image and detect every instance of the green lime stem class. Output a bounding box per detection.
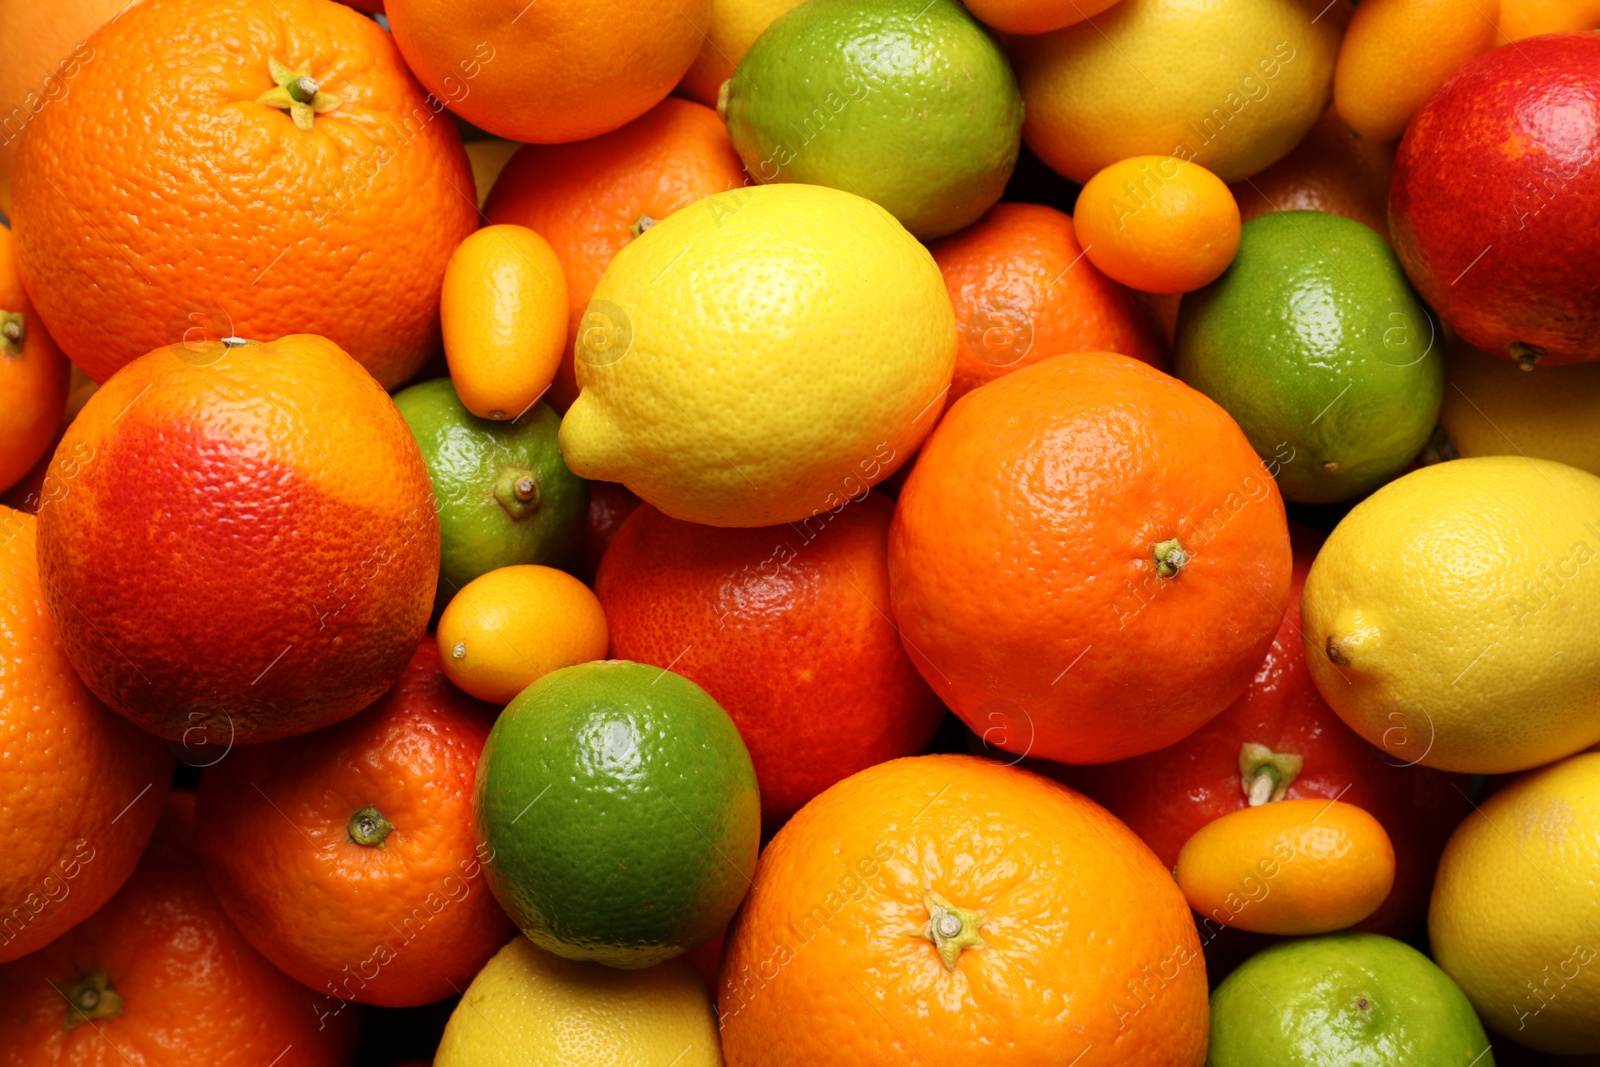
[494,467,541,518]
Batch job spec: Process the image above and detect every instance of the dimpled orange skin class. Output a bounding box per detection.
[0,507,173,964]
[719,755,1209,1067]
[927,202,1168,405]
[0,224,69,495]
[484,98,746,410]
[1230,109,1395,238]
[196,639,514,1008]
[595,493,945,832]
[1175,798,1397,936]
[35,335,439,745]
[386,0,709,145]
[0,792,363,1067]
[9,0,477,388]
[889,353,1291,766]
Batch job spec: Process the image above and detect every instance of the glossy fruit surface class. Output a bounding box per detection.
[1011,0,1346,184]
[474,661,759,968]
[1390,33,1600,366]
[434,936,722,1067]
[722,0,1023,239]
[484,98,746,410]
[928,202,1168,403]
[558,183,955,527]
[386,0,710,144]
[437,565,610,705]
[1175,211,1443,503]
[1441,337,1600,475]
[10,0,476,388]
[719,755,1209,1066]
[1075,155,1241,294]
[1430,752,1600,1054]
[1302,456,1600,774]
[1175,798,1396,935]
[0,506,172,964]
[1208,933,1492,1066]
[964,0,1120,35]
[441,225,569,422]
[0,792,363,1066]
[595,493,944,830]
[395,378,588,609]
[36,336,438,744]
[1499,0,1600,38]
[889,352,1291,765]
[196,639,514,1008]
[0,223,68,495]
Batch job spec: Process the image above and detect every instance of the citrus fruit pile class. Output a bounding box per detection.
[2,1,1599,1064]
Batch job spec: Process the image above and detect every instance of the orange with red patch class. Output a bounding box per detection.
[595,493,944,831]
[0,791,362,1067]
[35,335,438,744]
[197,638,514,1007]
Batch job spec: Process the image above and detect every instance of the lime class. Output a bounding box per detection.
[1174,211,1444,504]
[393,378,588,608]
[474,660,760,969]
[1208,933,1492,1067]
[434,935,722,1067]
[720,0,1023,239]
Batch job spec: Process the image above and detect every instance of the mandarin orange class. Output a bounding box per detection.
[1230,108,1395,237]
[0,223,67,495]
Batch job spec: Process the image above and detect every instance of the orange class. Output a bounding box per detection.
[35,335,438,744]
[963,0,1121,35]
[0,506,172,964]
[436,565,610,705]
[1176,798,1397,936]
[1334,0,1503,143]
[927,202,1168,404]
[595,493,945,831]
[0,0,129,214]
[196,638,515,1008]
[0,224,68,495]
[386,0,710,145]
[0,791,363,1066]
[10,0,477,388]
[718,755,1209,1066]
[889,352,1292,765]
[440,225,569,421]
[1229,108,1396,238]
[1074,155,1242,294]
[1500,0,1600,38]
[483,97,746,410]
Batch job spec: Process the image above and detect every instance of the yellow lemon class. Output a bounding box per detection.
[441,224,569,422]
[1441,338,1600,477]
[1430,752,1600,1055]
[435,935,723,1067]
[677,0,805,107]
[437,565,609,704]
[1301,456,1600,774]
[1009,0,1348,184]
[558,184,956,528]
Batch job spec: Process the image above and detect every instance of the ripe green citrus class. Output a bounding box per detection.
[1175,211,1443,503]
[721,0,1023,239]
[474,660,760,969]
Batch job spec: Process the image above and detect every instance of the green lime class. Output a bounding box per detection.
[393,378,588,610]
[474,660,760,969]
[1209,933,1492,1067]
[1174,211,1444,504]
[720,0,1023,239]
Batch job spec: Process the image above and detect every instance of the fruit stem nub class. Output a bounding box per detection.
[0,311,23,356]
[1152,538,1189,578]
[348,806,395,848]
[1238,742,1303,806]
[60,968,123,1031]
[494,467,541,517]
[911,890,987,972]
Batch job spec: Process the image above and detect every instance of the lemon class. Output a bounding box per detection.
[1430,752,1600,1055]
[1301,456,1600,774]
[558,183,956,527]
[1441,338,1600,477]
[678,0,805,107]
[434,935,724,1067]
[1009,0,1347,184]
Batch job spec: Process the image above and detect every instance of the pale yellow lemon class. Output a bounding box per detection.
[1441,338,1600,477]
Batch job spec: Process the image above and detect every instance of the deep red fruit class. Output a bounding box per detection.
[595,493,945,832]
[1041,526,1470,940]
[1390,33,1600,366]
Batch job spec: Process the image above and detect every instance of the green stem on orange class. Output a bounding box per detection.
[1238,742,1304,806]
[0,311,24,356]
[60,968,123,1031]
[629,215,658,239]
[348,806,394,848]
[1152,538,1190,579]
[911,891,987,972]
[257,57,341,131]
